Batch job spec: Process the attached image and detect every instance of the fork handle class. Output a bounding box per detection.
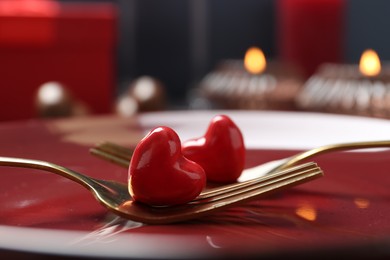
[277,140,390,171]
[0,156,97,190]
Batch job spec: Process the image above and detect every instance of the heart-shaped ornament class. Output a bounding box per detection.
[128,126,206,206]
[182,115,245,183]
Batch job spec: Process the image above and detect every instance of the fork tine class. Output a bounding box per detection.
[119,162,323,224]
[90,143,322,199]
[203,163,322,207]
[190,164,323,208]
[196,162,320,201]
[90,142,132,168]
[96,142,134,159]
[101,142,134,158]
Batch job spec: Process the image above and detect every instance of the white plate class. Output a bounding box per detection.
[139,110,390,150]
[1,110,390,259]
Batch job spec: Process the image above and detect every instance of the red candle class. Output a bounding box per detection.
[276,0,346,77]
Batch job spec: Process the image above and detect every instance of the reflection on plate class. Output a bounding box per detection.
[0,111,390,259]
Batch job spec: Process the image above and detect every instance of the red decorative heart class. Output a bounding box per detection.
[182,115,245,183]
[128,126,206,206]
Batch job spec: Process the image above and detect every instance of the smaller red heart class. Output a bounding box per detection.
[182,115,245,183]
[128,126,206,206]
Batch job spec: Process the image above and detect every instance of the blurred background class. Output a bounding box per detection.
[1,0,389,121]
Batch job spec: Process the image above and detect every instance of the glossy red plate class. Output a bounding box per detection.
[0,111,390,259]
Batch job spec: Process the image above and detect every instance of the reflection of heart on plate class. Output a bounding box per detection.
[1,110,390,259]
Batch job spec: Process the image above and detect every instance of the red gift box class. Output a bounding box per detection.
[0,0,117,121]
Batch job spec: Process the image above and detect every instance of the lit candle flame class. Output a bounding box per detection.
[244,47,266,74]
[359,49,381,77]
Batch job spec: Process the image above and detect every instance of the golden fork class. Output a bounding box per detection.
[90,140,390,181]
[0,157,322,224]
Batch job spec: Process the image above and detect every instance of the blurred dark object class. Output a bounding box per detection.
[115,95,139,117]
[0,1,116,121]
[4,0,388,117]
[115,76,166,117]
[117,0,390,107]
[128,76,166,111]
[345,0,390,65]
[35,81,89,118]
[117,0,275,107]
[296,59,390,119]
[197,58,304,111]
